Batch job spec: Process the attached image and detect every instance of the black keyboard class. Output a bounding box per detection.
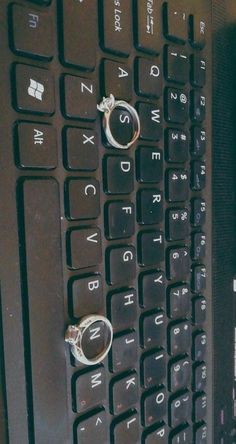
[1,0,236,443]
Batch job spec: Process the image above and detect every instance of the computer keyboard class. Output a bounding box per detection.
[0,0,216,443]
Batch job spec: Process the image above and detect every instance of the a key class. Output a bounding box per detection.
[103,60,132,100]
[194,393,207,422]
[167,208,190,240]
[192,265,206,293]
[70,274,103,318]
[111,331,138,372]
[194,363,207,391]
[192,297,207,325]
[192,233,206,260]
[191,198,206,227]
[136,147,163,183]
[74,367,106,412]
[141,350,166,389]
[191,55,206,88]
[191,127,206,157]
[165,46,189,84]
[108,289,138,330]
[170,391,192,427]
[65,127,98,171]
[194,424,207,443]
[61,0,97,70]
[169,357,191,391]
[191,91,206,123]
[66,178,100,220]
[135,0,161,54]
[138,102,163,141]
[14,64,54,115]
[101,0,132,56]
[193,332,207,361]
[191,161,206,191]
[136,57,162,98]
[168,284,191,319]
[169,321,191,356]
[138,231,164,266]
[111,372,139,415]
[141,311,166,349]
[190,15,206,49]
[137,189,163,225]
[63,76,96,120]
[140,270,166,310]
[112,412,140,444]
[107,245,136,285]
[171,427,192,444]
[165,88,189,124]
[67,227,102,269]
[164,3,188,43]
[166,128,189,163]
[168,247,190,281]
[105,201,135,239]
[167,169,189,202]
[11,4,53,60]
[144,425,168,443]
[142,388,167,427]
[104,156,134,194]
[77,410,108,444]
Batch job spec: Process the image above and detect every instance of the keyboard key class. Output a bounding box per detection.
[164,3,188,43]
[191,127,206,157]
[141,350,166,389]
[167,169,189,202]
[191,91,206,122]
[191,55,206,88]
[105,201,135,239]
[112,412,140,444]
[63,76,96,120]
[142,388,167,426]
[169,321,191,356]
[165,88,189,124]
[109,289,138,330]
[107,246,136,285]
[171,427,192,444]
[194,393,207,422]
[138,231,164,266]
[141,311,166,349]
[194,363,207,391]
[166,128,189,163]
[191,198,206,227]
[191,161,206,191]
[137,189,163,225]
[140,270,166,310]
[70,274,103,318]
[108,108,135,147]
[136,147,163,183]
[104,156,134,194]
[170,391,192,427]
[101,0,132,56]
[192,233,206,261]
[168,247,190,281]
[138,102,163,141]
[136,57,162,98]
[194,424,207,443]
[16,122,57,169]
[135,0,161,54]
[74,367,106,412]
[193,332,207,361]
[66,178,100,220]
[167,208,189,241]
[192,297,207,325]
[168,284,191,319]
[144,425,168,444]
[65,127,98,171]
[169,357,191,391]
[103,60,132,100]
[61,0,97,70]
[77,410,109,444]
[190,15,206,49]
[192,265,206,293]
[111,332,138,373]
[111,372,139,414]
[68,227,102,269]
[14,64,55,115]
[165,46,189,84]
[11,4,53,60]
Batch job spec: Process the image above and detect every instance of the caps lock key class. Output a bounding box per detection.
[101,0,132,56]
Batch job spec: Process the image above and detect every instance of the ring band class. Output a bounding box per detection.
[97,94,140,150]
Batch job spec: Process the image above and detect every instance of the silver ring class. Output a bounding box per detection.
[97,94,140,150]
[65,315,113,366]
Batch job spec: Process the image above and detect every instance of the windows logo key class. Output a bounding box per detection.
[28,78,44,101]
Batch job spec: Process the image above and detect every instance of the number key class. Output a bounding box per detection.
[170,391,192,427]
[165,88,189,124]
[168,247,190,281]
[165,46,189,84]
[169,357,191,391]
[166,128,189,163]
[167,208,190,241]
[167,169,189,202]
[169,321,191,356]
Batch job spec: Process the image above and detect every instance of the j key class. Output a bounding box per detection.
[169,321,191,356]
[138,231,164,266]
[16,122,57,169]
[193,332,207,361]
[105,201,135,239]
[107,246,136,285]
[190,15,206,49]
[191,127,206,157]
[168,247,190,281]
[141,350,166,389]
[111,331,138,373]
[191,198,206,227]
[142,388,167,427]
[135,0,161,54]
[101,0,132,56]
[192,297,207,325]
[103,60,132,100]
[109,289,138,330]
[191,91,206,123]
[194,393,207,422]
[166,128,189,163]
[111,372,139,415]
[144,425,168,444]
[192,233,206,261]
[70,274,103,318]
[165,46,189,84]
[11,4,53,60]
[136,57,162,98]
[164,3,188,43]
[191,55,206,88]
[63,76,96,120]
[169,357,191,391]
[77,410,108,444]
[65,127,98,171]
[167,208,190,241]
[14,64,54,115]
[170,391,191,428]
[104,156,134,194]
[194,363,207,392]
[192,265,206,293]
[66,178,100,220]
[165,88,189,124]
[112,412,139,444]
[140,270,166,310]
[137,189,163,225]
[171,427,192,444]
[191,161,206,191]
[136,147,163,183]
[68,227,102,269]
[61,0,97,70]
[168,284,191,319]
[74,367,106,412]
[141,311,166,349]
[195,424,207,443]
[167,169,189,202]
[138,102,163,141]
